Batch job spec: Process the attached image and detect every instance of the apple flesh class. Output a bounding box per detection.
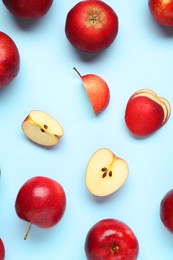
[65,0,119,53]
[160,189,173,233]
[125,89,170,137]
[15,176,66,239]
[85,218,139,260]
[2,0,53,18]
[0,31,20,89]
[74,67,110,114]
[85,148,128,196]
[148,0,173,26]
[0,239,5,260]
[22,110,64,147]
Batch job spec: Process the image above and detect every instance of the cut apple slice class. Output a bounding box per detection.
[125,89,171,136]
[22,110,64,147]
[85,148,129,197]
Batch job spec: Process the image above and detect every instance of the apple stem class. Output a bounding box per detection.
[24,223,32,240]
[73,67,81,78]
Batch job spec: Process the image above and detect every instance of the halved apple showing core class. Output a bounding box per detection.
[22,110,64,146]
[85,148,129,197]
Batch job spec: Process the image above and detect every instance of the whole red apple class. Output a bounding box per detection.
[2,0,53,18]
[148,0,173,26]
[85,218,139,260]
[0,32,20,89]
[65,0,119,53]
[0,239,5,260]
[15,176,66,239]
[160,189,173,233]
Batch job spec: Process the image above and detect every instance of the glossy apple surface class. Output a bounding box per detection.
[2,0,53,18]
[125,89,170,136]
[0,31,20,89]
[148,0,173,26]
[15,176,66,235]
[85,218,139,260]
[65,0,118,53]
[74,68,110,114]
[0,239,5,260]
[160,189,173,233]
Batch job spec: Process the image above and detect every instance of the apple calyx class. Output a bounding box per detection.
[73,67,110,114]
[85,148,129,197]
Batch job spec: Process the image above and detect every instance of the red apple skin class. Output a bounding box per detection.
[82,74,110,114]
[148,0,173,26]
[15,176,66,229]
[0,239,5,260]
[65,0,118,53]
[0,32,20,89]
[125,96,164,136]
[85,219,139,260]
[160,189,173,233]
[2,0,53,18]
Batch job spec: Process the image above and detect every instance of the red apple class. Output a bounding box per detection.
[0,32,20,89]
[15,176,66,239]
[2,0,53,18]
[85,218,139,260]
[124,89,171,137]
[65,0,119,53]
[74,67,110,114]
[0,239,5,260]
[160,189,173,233]
[148,0,173,26]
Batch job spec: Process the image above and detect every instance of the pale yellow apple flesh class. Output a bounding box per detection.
[22,110,64,146]
[85,148,129,197]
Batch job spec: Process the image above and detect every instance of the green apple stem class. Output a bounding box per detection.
[73,67,81,78]
[24,223,32,240]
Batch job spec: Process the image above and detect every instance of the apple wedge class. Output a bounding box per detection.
[73,67,110,114]
[22,110,64,147]
[85,148,129,197]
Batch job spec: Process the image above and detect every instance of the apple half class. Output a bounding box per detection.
[85,148,129,197]
[22,110,64,147]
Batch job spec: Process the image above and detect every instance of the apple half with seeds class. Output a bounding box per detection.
[85,148,129,197]
[22,110,64,147]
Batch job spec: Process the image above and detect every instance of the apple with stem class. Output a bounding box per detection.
[125,89,171,137]
[22,110,64,147]
[148,0,173,26]
[160,189,173,233]
[0,31,20,89]
[2,0,53,18]
[0,239,5,260]
[85,148,128,196]
[15,176,66,240]
[73,67,110,114]
[85,218,139,260]
[65,0,119,53]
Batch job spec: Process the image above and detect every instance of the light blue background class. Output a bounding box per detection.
[0,1,173,259]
